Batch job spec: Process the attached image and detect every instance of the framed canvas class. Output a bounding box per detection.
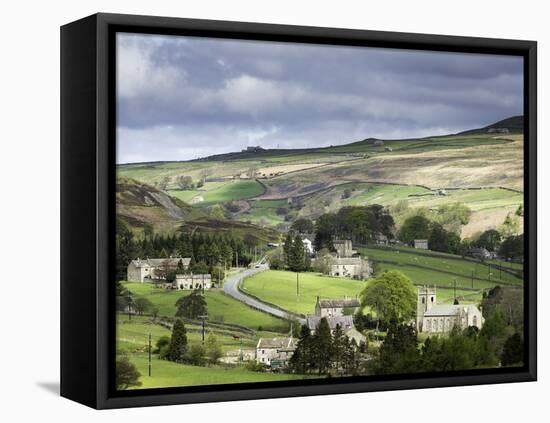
[60,13,537,409]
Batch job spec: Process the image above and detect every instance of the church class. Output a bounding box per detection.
[416,286,484,333]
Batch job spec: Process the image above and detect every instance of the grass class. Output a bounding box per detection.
[116,315,258,354]
[171,180,265,206]
[121,353,314,389]
[359,246,523,289]
[123,282,289,332]
[241,270,367,315]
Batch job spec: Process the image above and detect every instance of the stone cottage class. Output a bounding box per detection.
[127,257,191,282]
[255,337,297,367]
[315,297,360,318]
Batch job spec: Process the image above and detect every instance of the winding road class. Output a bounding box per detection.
[223,261,306,324]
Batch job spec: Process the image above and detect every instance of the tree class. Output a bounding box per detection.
[175,290,207,319]
[331,324,346,370]
[185,344,206,366]
[205,332,223,365]
[176,175,194,190]
[289,324,313,374]
[428,222,461,254]
[475,229,502,252]
[373,322,420,374]
[360,271,417,327]
[311,318,332,374]
[398,215,431,245]
[288,235,307,272]
[283,233,293,267]
[501,333,524,366]
[115,356,142,390]
[143,223,155,239]
[190,260,209,275]
[499,234,524,261]
[312,248,335,274]
[167,319,188,362]
[291,218,314,234]
[432,202,471,234]
[133,297,153,315]
[154,336,171,354]
[499,213,521,238]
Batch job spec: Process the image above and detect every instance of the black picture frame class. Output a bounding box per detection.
[61,12,537,409]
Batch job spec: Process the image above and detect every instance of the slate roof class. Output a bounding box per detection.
[424,304,478,317]
[256,337,296,349]
[318,298,360,308]
[130,257,191,268]
[306,315,354,331]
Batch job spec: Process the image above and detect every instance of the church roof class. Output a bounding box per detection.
[424,304,479,317]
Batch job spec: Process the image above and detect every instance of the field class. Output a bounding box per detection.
[241,270,367,315]
[170,180,265,207]
[123,283,288,332]
[359,246,523,289]
[116,316,311,388]
[123,353,313,389]
[117,131,524,239]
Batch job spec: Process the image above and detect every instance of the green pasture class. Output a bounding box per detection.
[122,282,288,332]
[241,270,367,315]
[360,246,523,288]
[170,180,265,206]
[116,316,258,354]
[121,353,314,389]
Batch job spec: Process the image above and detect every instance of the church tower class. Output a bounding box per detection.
[416,286,436,331]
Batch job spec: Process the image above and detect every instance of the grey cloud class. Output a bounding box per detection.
[116,33,523,163]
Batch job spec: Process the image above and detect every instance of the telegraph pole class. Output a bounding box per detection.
[148,333,152,377]
[471,270,474,289]
[198,314,208,344]
[296,272,299,296]
[453,278,457,304]
[127,291,132,321]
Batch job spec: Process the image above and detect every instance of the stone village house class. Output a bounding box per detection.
[328,239,372,279]
[315,297,360,318]
[255,337,297,368]
[416,286,484,333]
[127,257,191,282]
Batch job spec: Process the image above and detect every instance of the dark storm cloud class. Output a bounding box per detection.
[116,33,523,163]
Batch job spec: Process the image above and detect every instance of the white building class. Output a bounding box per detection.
[255,337,297,367]
[302,237,314,255]
[173,274,212,290]
[414,239,429,249]
[127,257,191,282]
[416,286,484,333]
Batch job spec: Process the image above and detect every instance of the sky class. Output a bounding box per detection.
[116,32,523,164]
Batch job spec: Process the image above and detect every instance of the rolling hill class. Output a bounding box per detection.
[117,116,524,237]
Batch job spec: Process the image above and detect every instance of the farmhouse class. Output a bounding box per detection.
[330,257,372,279]
[173,274,212,290]
[315,297,360,318]
[414,239,429,249]
[302,237,314,255]
[416,286,484,333]
[255,337,297,367]
[306,315,366,346]
[329,239,372,279]
[373,140,384,146]
[127,257,191,282]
